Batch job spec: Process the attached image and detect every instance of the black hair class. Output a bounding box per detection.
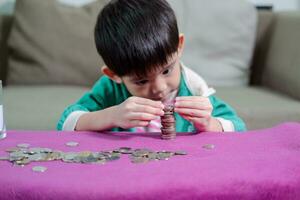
[94,0,179,77]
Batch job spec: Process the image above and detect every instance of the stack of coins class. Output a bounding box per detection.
[160,105,176,140]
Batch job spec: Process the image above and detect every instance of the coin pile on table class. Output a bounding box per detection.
[161,104,176,140]
[0,144,187,168]
[129,148,186,163]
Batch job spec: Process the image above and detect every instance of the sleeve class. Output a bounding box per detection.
[209,95,247,132]
[56,78,107,131]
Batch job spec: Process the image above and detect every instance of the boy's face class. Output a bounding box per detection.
[121,54,181,102]
[102,35,185,103]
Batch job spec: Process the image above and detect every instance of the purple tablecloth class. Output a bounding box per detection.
[1,123,300,200]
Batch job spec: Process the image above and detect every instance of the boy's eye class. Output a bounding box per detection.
[162,67,173,75]
[135,80,148,85]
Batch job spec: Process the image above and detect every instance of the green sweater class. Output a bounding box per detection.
[57,74,246,132]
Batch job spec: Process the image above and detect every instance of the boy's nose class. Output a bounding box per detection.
[151,77,167,95]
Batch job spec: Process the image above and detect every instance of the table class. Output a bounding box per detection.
[1,122,300,200]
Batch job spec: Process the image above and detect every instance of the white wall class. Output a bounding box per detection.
[248,0,300,11]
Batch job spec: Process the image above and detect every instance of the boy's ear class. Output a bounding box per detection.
[178,33,185,57]
[101,66,122,84]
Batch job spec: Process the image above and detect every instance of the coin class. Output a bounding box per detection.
[118,147,133,154]
[28,153,44,161]
[6,147,20,153]
[174,150,187,155]
[96,159,106,165]
[15,158,30,166]
[0,156,9,160]
[202,144,215,150]
[32,166,47,173]
[156,152,171,160]
[131,157,149,164]
[65,141,79,147]
[17,143,30,148]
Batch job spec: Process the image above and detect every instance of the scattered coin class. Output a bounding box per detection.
[1,145,188,166]
[32,166,47,173]
[131,157,149,164]
[17,143,30,148]
[0,156,9,160]
[6,147,20,153]
[15,158,30,166]
[174,150,187,155]
[118,147,133,154]
[202,144,215,150]
[65,141,79,147]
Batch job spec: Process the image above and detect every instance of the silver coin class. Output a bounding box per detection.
[131,157,149,164]
[32,166,47,173]
[28,147,43,153]
[118,147,133,154]
[202,144,215,150]
[63,152,78,161]
[174,151,187,155]
[156,152,173,160]
[15,158,30,166]
[17,143,30,148]
[96,159,106,165]
[40,148,52,153]
[0,156,9,160]
[6,147,20,153]
[65,141,79,147]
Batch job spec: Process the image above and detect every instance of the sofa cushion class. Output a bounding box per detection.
[261,12,300,101]
[7,0,107,86]
[3,86,89,130]
[0,15,13,85]
[4,85,299,131]
[250,10,274,85]
[216,86,300,130]
[168,0,257,87]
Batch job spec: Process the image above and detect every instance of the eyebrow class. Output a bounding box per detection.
[130,60,177,82]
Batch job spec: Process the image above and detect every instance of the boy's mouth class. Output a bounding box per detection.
[151,94,167,101]
[151,97,164,101]
[151,90,178,102]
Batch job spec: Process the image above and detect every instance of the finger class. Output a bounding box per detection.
[132,97,164,109]
[175,101,211,110]
[179,114,191,121]
[180,115,206,126]
[129,120,150,127]
[133,104,164,116]
[129,112,159,121]
[176,96,208,102]
[175,108,210,118]
[188,117,205,124]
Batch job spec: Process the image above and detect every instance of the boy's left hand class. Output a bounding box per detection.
[174,96,223,132]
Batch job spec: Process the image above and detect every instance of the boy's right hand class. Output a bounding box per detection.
[112,97,164,129]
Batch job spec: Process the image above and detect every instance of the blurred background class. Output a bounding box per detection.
[249,0,300,10]
[1,0,300,13]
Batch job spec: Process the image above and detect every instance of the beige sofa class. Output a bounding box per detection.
[0,1,300,131]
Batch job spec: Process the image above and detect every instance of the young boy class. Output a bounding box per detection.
[57,0,246,133]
